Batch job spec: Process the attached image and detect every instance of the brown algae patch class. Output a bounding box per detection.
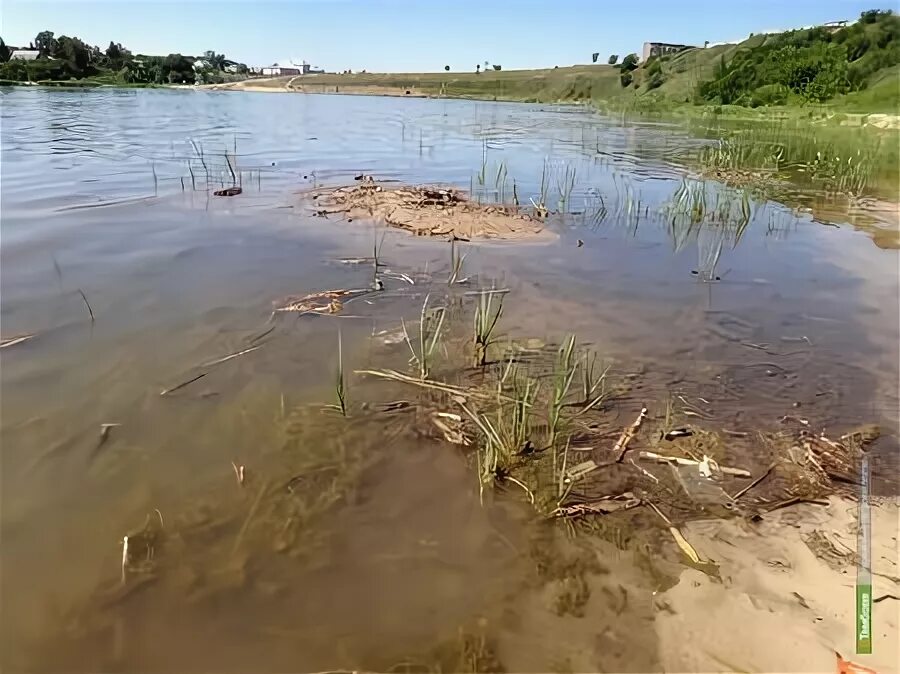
[308,178,552,241]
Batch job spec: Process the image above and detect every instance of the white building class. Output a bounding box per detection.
[10,49,41,60]
[262,62,302,76]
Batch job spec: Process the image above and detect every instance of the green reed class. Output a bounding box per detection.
[448,238,468,284]
[696,122,887,198]
[402,294,446,380]
[548,334,577,454]
[577,349,611,414]
[334,330,347,416]
[473,290,504,367]
[459,359,538,500]
[556,164,577,213]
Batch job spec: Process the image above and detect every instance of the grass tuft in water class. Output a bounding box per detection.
[577,349,611,414]
[459,359,538,500]
[473,289,504,367]
[372,227,386,289]
[448,238,468,285]
[334,330,347,416]
[548,334,577,453]
[696,122,889,198]
[402,294,446,380]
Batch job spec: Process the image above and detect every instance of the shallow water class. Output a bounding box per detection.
[1,88,898,672]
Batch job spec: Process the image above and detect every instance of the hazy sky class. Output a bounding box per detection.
[1,0,881,72]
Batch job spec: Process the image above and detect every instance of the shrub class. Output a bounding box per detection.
[620,53,639,72]
[749,83,790,106]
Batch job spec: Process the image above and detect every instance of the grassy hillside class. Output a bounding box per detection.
[251,10,899,114]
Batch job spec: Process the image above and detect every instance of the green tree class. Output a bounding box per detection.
[56,36,91,76]
[203,50,226,70]
[163,53,195,84]
[620,53,639,71]
[34,30,58,57]
[0,38,10,63]
[608,54,618,65]
[105,41,130,70]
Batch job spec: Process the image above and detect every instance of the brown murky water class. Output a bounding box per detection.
[1,88,898,672]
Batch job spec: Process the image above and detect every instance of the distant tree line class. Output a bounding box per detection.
[0,30,247,84]
[698,9,900,105]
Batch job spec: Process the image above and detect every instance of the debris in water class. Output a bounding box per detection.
[0,334,35,349]
[553,492,641,518]
[647,500,704,564]
[200,345,260,368]
[780,414,810,426]
[275,288,369,314]
[213,186,242,197]
[663,428,693,440]
[613,407,648,461]
[669,526,702,564]
[160,372,208,396]
[77,288,95,322]
[638,451,751,478]
[121,536,129,584]
[98,423,121,447]
[231,461,245,486]
[731,462,776,501]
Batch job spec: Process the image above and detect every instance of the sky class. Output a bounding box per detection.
[1,0,886,72]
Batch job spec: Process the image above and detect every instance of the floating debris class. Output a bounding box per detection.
[553,492,641,518]
[613,407,648,461]
[638,451,751,478]
[275,288,370,314]
[231,461,245,486]
[98,423,121,445]
[0,334,35,349]
[213,186,242,197]
[160,372,208,397]
[200,345,261,368]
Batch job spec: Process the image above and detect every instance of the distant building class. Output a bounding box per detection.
[823,20,849,31]
[10,49,41,61]
[259,60,325,76]
[262,64,301,76]
[641,42,693,62]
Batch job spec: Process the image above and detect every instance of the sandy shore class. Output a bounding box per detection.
[658,496,898,673]
[200,79,431,98]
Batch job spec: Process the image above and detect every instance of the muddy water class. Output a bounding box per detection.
[1,88,898,672]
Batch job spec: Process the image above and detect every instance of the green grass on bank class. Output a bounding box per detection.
[256,12,900,115]
[262,57,898,116]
